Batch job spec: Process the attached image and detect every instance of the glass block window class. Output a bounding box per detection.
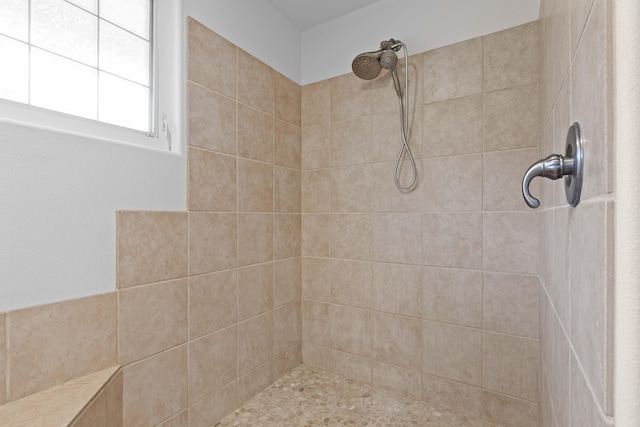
[0,0,153,133]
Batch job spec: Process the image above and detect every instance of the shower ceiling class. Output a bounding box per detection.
[264,0,384,30]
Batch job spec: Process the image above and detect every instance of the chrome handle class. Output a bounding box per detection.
[522,122,584,209]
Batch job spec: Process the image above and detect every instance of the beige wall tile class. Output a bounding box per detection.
[482,332,539,401]
[549,303,572,427]
[422,212,483,269]
[302,80,330,127]
[189,381,237,427]
[302,257,331,302]
[570,0,611,200]
[484,83,539,152]
[424,321,442,374]
[483,272,539,338]
[274,71,301,126]
[274,301,302,354]
[188,148,236,212]
[423,38,483,103]
[116,211,188,288]
[550,207,571,333]
[237,213,272,266]
[369,109,422,164]
[483,148,541,211]
[331,164,373,212]
[434,323,482,385]
[238,312,274,375]
[118,279,188,365]
[302,214,330,257]
[373,263,421,317]
[571,350,611,426]
[238,263,273,321]
[540,368,557,427]
[274,119,301,169]
[188,81,236,154]
[237,104,273,163]
[570,0,597,56]
[0,312,5,405]
[330,115,374,167]
[105,369,123,427]
[187,18,236,98]
[71,388,107,427]
[371,213,422,264]
[274,257,301,307]
[302,300,331,346]
[274,213,301,260]
[330,73,373,122]
[189,270,237,339]
[423,153,482,212]
[570,201,613,412]
[483,21,539,92]
[422,95,483,158]
[238,48,273,115]
[331,350,372,384]
[330,305,371,357]
[482,391,538,427]
[123,345,188,427]
[274,166,301,214]
[239,361,275,404]
[422,267,483,328]
[331,259,372,308]
[156,411,188,427]
[238,158,273,212]
[189,212,237,275]
[8,293,117,401]
[372,361,421,400]
[274,343,301,379]
[367,70,402,114]
[302,342,333,372]
[370,161,423,213]
[421,374,482,419]
[483,212,539,275]
[189,327,237,402]
[331,214,373,261]
[372,312,421,371]
[301,124,330,170]
[302,169,331,213]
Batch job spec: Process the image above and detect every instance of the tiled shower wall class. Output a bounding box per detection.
[301,21,541,427]
[0,17,303,427]
[0,17,551,427]
[538,0,615,425]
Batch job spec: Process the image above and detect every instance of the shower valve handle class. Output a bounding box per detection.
[522,154,571,208]
[521,122,584,209]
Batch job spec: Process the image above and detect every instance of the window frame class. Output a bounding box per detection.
[0,0,183,153]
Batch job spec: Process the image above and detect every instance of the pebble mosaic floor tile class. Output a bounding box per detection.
[216,365,499,427]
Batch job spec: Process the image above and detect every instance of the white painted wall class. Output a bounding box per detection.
[0,0,540,311]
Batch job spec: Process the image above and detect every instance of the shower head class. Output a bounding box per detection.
[351,50,384,80]
[351,39,403,97]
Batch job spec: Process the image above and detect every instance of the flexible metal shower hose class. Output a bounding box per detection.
[393,42,418,190]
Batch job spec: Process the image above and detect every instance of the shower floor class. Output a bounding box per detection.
[215,365,498,427]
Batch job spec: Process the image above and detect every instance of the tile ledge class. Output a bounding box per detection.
[0,365,121,427]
